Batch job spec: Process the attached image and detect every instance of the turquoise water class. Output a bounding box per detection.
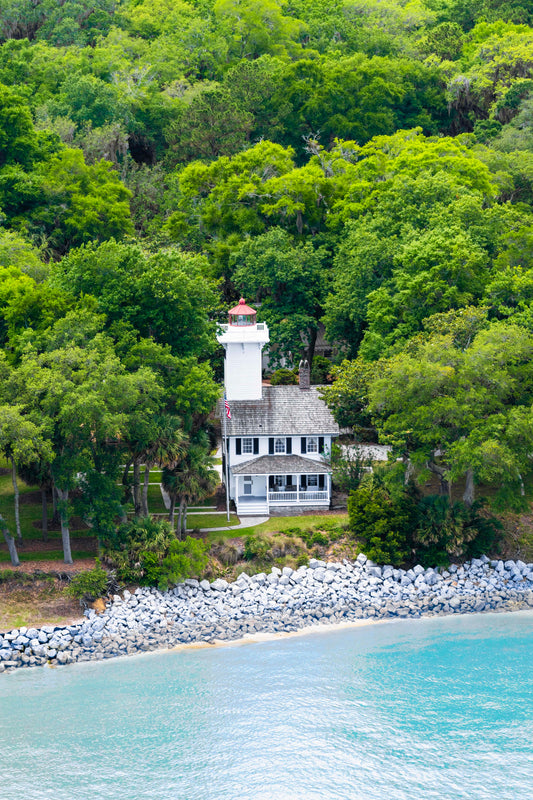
[1,611,532,800]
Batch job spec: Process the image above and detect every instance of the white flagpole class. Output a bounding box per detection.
[223,395,231,521]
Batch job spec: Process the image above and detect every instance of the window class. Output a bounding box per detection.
[274,475,284,487]
[307,475,318,487]
[306,437,318,453]
[274,437,286,454]
[242,438,253,454]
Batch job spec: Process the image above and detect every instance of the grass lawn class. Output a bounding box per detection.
[242,513,349,538]
[146,484,168,514]
[187,513,239,529]
[0,470,53,544]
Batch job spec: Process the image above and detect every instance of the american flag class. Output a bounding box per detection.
[224,398,231,419]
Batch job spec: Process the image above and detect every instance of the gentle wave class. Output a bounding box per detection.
[1,610,532,800]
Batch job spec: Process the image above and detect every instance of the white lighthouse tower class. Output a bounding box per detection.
[217,298,269,401]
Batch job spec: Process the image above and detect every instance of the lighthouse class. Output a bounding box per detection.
[217,298,269,401]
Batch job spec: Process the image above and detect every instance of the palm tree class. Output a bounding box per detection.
[162,433,217,538]
[140,416,186,517]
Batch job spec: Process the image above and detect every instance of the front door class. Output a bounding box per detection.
[243,476,252,495]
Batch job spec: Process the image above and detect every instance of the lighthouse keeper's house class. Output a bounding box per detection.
[217,299,339,516]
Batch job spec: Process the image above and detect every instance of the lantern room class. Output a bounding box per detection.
[229,298,257,326]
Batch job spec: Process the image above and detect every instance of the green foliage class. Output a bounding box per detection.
[348,481,413,566]
[320,359,379,431]
[159,536,209,590]
[66,559,109,601]
[310,355,331,384]
[1,0,533,551]
[244,533,270,560]
[102,516,207,589]
[328,443,370,494]
[269,367,298,385]
[348,480,503,567]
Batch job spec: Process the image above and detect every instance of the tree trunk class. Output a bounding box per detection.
[52,486,60,526]
[141,464,150,517]
[176,499,182,539]
[11,458,22,545]
[122,458,133,487]
[307,326,318,371]
[177,499,186,540]
[56,487,73,564]
[132,460,142,517]
[169,495,176,529]
[183,504,187,537]
[0,512,20,567]
[463,468,475,507]
[41,486,48,542]
[427,460,452,500]
[403,455,415,486]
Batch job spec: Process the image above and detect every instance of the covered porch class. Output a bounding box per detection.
[232,455,332,515]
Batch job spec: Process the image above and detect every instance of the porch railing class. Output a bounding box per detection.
[268,491,297,502]
[268,490,329,503]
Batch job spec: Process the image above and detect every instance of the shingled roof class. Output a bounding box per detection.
[217,386,339,436]
[232,454,331,475]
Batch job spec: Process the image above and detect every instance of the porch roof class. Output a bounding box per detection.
[231,454,330,475]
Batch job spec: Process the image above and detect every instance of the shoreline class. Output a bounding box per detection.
[1,554,533,674]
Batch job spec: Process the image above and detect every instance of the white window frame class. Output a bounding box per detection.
[274,475,284,488]
[306,436,318,453]
[243,476,253,494]
[307,474,318,487]
[274,437,286,454]
[242,437,253,454]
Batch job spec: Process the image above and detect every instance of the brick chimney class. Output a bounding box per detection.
[299,359,310,390]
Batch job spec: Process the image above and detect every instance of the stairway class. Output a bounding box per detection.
[236,501,269,516]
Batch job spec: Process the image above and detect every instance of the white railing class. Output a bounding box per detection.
[301,491,329,501]
[268,490,329,503]
[269,491,297,502]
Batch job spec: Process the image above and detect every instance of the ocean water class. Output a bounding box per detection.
[0,611,532,800]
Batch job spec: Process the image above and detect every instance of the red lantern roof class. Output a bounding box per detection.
[228,298,257,317]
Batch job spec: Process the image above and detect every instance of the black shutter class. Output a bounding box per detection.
[269,438,274,454]
[253,438,259,454]
[318,437,325,453]
[269,476,274,489]
[286,437,292,454]
[236,438,241,455]
[286,475,292,486]
[318,475,325,489]
[301,437,307,454]
[301,475,307,489]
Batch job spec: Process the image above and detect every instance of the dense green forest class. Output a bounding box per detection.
[1,0,533,566]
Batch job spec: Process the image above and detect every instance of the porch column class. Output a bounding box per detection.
[297,474,300,503]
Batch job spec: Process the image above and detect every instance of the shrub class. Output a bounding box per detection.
[348,481,414,567]
[244,533,270,561]
[269,367,298,385]
[413,496,502,566]
[101,516,175,584]
[311,531,329,546]
[159,537,209,590]
[102,517,208,589]
[66,559,109,601]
